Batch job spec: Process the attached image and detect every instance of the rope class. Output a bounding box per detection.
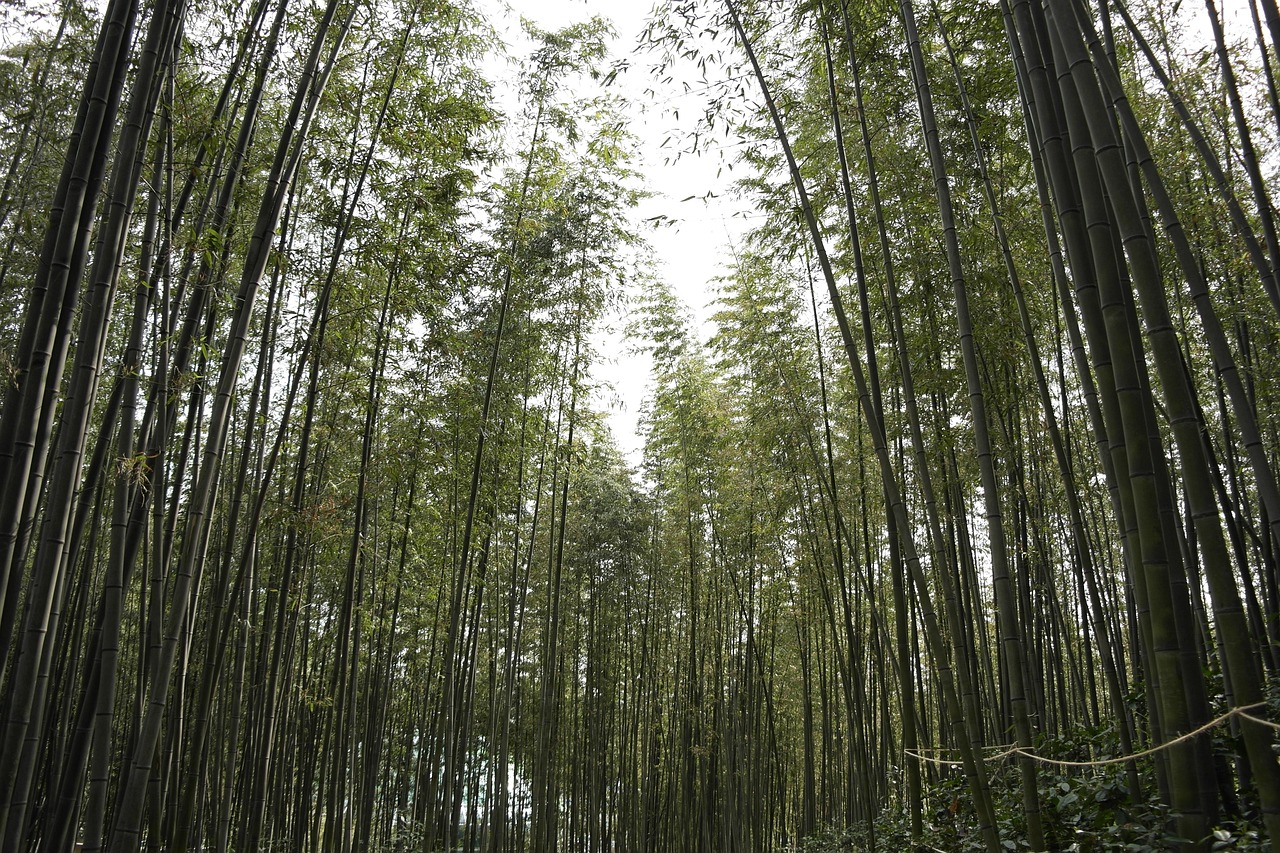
[1238,710,1280,732]
[904,743,1017,767]
[905,702,1273,769]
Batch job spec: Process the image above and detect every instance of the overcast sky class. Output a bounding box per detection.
[479,0,756,467]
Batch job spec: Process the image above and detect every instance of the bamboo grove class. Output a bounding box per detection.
[1,0,1280,848]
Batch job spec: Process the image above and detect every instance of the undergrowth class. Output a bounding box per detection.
[797,717,1272,853]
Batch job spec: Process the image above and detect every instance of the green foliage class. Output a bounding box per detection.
[5,0,1280,848]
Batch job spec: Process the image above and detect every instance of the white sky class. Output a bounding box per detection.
[481,0,756,466]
